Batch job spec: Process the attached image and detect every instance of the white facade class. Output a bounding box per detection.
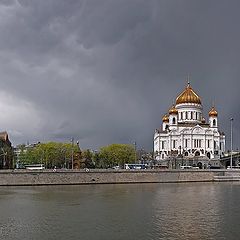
[154,83,225,162]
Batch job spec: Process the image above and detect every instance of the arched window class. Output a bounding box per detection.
[185,112,188,119]
[213,119,216,126]
[181,112,183,120]
[214,140,217,149]
[172,117,176,124]
[195,151,200,157]
[191,112,193,119]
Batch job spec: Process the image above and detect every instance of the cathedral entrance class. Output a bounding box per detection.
[197,162,203,169]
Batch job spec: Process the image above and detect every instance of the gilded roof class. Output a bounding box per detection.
[162,114,169,122]
[169,105,178,115]
[209,106,218,117]
[176,82,201,105]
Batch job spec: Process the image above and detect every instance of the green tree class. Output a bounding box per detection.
[82,149,95,168]
[97,144,135,168]
[19,142,79,168]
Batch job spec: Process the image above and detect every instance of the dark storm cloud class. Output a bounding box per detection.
[0,0,239,150]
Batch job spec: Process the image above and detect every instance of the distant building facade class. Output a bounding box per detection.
[0,131,13,169]
[153,82,225,168]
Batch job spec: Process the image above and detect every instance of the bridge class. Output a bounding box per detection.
[220,152,240,167]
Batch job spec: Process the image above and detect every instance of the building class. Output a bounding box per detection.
[153,82,225,168]
[0,131,13,169]
[14,142,41,168]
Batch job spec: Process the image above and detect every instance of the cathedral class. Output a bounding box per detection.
[154,81,225,168]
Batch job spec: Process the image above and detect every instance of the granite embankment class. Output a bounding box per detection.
[0,169,239,186]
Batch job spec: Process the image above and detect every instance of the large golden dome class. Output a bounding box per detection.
[176,82,201,105]
[209,106,218,117]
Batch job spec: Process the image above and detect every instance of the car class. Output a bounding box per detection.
[180,166,192,169]
[227,166,240,170]
[112,166,120,170]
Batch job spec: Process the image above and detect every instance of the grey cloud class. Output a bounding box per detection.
[0,0,239,150]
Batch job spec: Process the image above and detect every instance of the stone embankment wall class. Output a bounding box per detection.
[0,169,233,186]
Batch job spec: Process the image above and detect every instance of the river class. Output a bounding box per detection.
[0,182,240,240]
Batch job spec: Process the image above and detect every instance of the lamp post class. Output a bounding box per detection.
[71,138,74,170]
[60,148,66,169]
[134,141,137,164]
[230,118,233,169]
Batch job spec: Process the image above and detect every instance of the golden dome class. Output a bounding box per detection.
[176,82,201,105]
[162,114,169,122]
[209,107,218,117]
[169,105,178,115]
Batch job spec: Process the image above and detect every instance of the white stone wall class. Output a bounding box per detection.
[176,103,203,123]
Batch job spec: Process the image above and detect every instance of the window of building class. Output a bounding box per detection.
[195,151,200,156]
[191,112,193,119]
[185,112,188,119]
[172,117,176,124]
[181,112,183,120]
[185,139,188,148]
[214,140,217,150]
[162,141,165,150]
[194,139,202,148]
[207,139,210,148]
[213,119,216,127]
[173,140,176,149]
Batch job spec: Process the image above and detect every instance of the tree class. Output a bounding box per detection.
[97,144,135,168]
[18,142,79,168]
[82,149,95,168]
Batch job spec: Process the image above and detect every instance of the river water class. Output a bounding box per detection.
[0,182,240,240]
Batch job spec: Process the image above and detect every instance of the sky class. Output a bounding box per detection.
[0,0,239,150]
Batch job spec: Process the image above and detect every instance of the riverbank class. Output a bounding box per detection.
[0,169,240,186]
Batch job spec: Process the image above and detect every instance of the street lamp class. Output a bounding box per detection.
[230,118,233,169]
[71,137,74,170]
[60,148,66,169]
[134,141,137,164]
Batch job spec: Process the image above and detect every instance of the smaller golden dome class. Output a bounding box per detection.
[169,105,178,115]
[209,107,218,117]
[201,117,206,123]
[162,114,169,122]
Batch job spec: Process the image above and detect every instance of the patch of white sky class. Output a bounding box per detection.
[0,90,42,144]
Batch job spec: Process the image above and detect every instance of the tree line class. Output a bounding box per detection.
[16,142,136,169]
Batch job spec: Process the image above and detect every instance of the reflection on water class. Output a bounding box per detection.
[0,182,240,240]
